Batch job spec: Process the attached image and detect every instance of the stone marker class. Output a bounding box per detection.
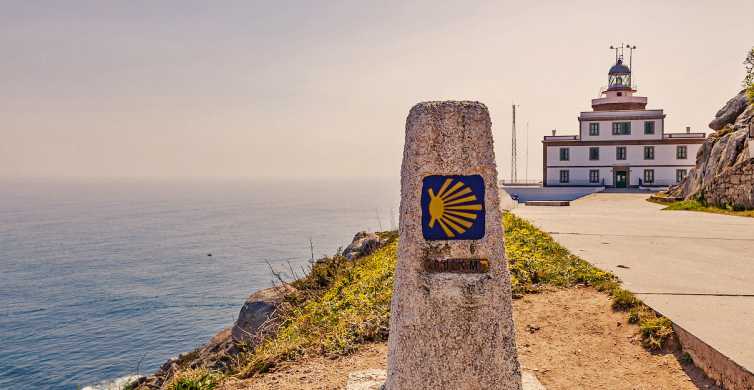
[386,101,522,389]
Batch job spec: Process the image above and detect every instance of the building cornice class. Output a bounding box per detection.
[543,139,705,146]
[546,164,696,168]
[578,114,666,122]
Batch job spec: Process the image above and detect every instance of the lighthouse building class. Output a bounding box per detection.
[542,54,705,187]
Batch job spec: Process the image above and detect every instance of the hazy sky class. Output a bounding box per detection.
[2,1,753,180]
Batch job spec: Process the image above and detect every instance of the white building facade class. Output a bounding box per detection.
[543,55,705,187]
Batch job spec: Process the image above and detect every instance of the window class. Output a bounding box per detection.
[612,122,631,135]
[644,121,655,135]
[676,169,688,183]
[589,123,600,136]
[676,145,688,159]
[643,169,655,184]
[589,147,600,161]
[559,170,569,184]
[559,148,569,161]
[589,169,600,184]
[616,146,627,160]
[644,146,655,160]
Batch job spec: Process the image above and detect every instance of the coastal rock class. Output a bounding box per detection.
[666,90,754,208]
[343,232,385,260]
[709,89,749,130]
[131,328,236,389]
[734,104,754,129]
[136,285,296,388]
[231,284,295,344]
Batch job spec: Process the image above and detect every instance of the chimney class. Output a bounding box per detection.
[686,126,691,134]
[552,129,556,136]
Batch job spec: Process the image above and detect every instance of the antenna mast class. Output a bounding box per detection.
[511,104,518,183]
[525,121,529,181]
[626,44,637,87]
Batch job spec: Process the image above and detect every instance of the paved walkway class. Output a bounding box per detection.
[513,194,754,375]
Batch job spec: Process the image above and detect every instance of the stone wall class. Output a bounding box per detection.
[701,158,754,209]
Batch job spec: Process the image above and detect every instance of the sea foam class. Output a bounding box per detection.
[81,375,141,390]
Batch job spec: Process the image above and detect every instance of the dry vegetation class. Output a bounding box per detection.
[142,215,679,390]
[222,289,718,390]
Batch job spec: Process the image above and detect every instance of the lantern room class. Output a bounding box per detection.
[608,59,632,91]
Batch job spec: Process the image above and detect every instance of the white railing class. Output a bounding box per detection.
[665,132,705,139]
[543,135,578,141]
[500,179,543,186]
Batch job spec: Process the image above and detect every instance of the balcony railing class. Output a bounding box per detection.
[500,179,542,186]
[665,132,706,139]
[543,135,578,141]
[599,83,639,95]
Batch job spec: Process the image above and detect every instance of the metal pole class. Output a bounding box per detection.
[525,121,529,181]
[511,104,517,183]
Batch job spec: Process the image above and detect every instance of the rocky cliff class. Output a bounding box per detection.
[128,231,389,389]
[666,89,754,208]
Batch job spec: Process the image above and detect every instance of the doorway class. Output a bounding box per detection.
[615,170,627,188]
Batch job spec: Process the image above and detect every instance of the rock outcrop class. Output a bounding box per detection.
[129,328,237,389]
[342,231,386,260]
[131,231,387,389]
[231,284,295,343]
[708,90,751,130]
[666,90,754,208]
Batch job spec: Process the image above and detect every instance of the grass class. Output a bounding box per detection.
[164,369,221,390]
[238,235,398,377]
[162,213,675,384]
[503,212,616,293]
[651,198,754,218]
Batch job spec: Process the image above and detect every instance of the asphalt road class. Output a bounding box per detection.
[513,193,754,375]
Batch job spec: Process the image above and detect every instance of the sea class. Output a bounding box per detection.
[0,178,399,389]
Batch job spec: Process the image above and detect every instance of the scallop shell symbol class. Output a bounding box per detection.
[427,178,483,238]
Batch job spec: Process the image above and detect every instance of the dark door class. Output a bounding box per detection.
[615,171,627,188]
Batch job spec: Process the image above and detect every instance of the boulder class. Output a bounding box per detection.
[665,90,754,208]
[709,90,750,130]
[231,284,295,343]
[342,231,385,260]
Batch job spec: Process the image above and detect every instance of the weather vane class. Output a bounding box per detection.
[610,43,637,85]
[610,43,637,63]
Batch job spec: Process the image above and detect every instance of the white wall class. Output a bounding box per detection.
[579,118,664,141]
[544,141,700,187]
[546,144,700,166]
[545,166,691,186]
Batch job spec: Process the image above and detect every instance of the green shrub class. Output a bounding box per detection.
[166,369,220,390]
[640,316,674,350]
[627,307,641,324]
[611,288,640,311]
[680,351,693,365]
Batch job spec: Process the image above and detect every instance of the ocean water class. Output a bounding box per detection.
[0,178,399,389]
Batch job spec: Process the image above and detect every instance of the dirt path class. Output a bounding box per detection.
[221,287,719,389]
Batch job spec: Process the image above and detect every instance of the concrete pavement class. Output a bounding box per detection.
[513,193,754,381]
